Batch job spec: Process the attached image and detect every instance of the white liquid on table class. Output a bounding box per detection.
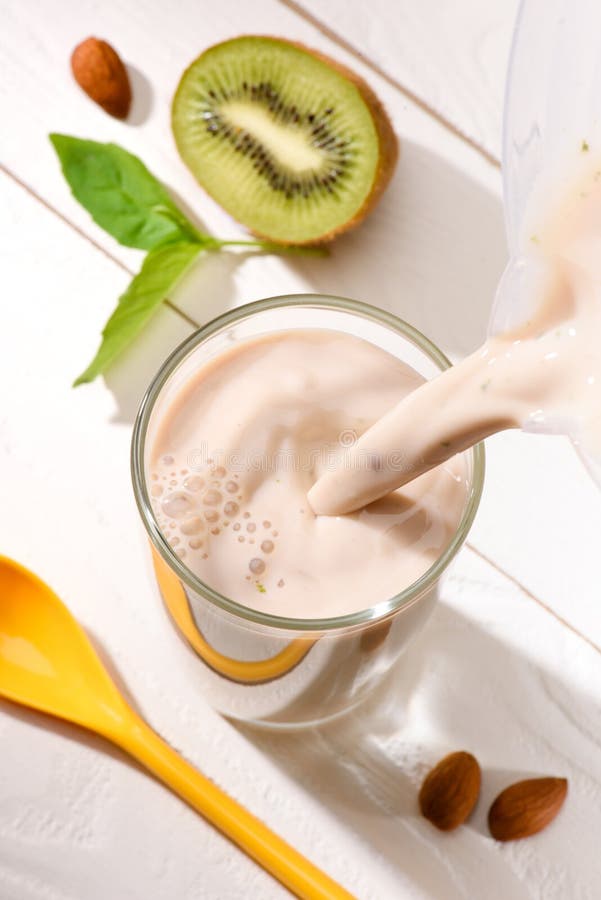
[150,331,469,617]
[310,157,601,516]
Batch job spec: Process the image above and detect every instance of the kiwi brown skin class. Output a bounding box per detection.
[172,36,399,246]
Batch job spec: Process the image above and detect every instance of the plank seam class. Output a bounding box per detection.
[278,0,501,170]
[467,542,601,657]
[0,162,201,330]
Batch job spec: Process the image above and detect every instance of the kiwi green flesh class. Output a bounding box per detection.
[172,36,381,244]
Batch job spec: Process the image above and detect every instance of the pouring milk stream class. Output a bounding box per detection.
[309,0,601,516]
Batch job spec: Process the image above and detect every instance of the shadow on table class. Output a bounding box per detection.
[101,137,506,422]
[235,600,583,900]
[283,138,506,359]
[127,65,154,126]
[0,596,591,897]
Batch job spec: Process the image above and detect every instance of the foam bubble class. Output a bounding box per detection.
[162,492,193,518]
[184,475,204,492]
[203,489,222,506]
[211,466,227,479]
[204,510,219,523]
[181,516,204,535]
[225,481,238,494]
[189,537,203,550]
[246,522,256,533]
[261,540,274,553]
[224,501,239,517]
[249,558,265,575]
[161,455,174,466]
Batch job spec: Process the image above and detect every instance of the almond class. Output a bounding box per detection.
[488,777,568,841]
[71,37,131,119]
[419,751,481,831]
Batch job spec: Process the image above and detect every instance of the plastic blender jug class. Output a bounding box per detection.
[491,0,601,483]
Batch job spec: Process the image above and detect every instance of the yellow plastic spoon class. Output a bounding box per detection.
[0,556,354,900]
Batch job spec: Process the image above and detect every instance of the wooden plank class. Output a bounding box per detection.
[1,143,600,898]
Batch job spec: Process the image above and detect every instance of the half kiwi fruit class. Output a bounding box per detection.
[172,36,398,244]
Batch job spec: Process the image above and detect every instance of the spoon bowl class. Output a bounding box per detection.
[0,556,128,735]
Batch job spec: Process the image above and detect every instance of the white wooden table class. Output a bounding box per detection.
[2,1,601,897]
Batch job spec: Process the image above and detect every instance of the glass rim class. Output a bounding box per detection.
[131,294,485,633]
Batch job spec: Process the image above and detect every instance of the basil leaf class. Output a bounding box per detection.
[74,241,202,385]
[50,134,206,249]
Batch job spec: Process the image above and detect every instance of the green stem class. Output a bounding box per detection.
[214,239,329,258]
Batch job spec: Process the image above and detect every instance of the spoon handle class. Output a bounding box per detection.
[115,714,355,900]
